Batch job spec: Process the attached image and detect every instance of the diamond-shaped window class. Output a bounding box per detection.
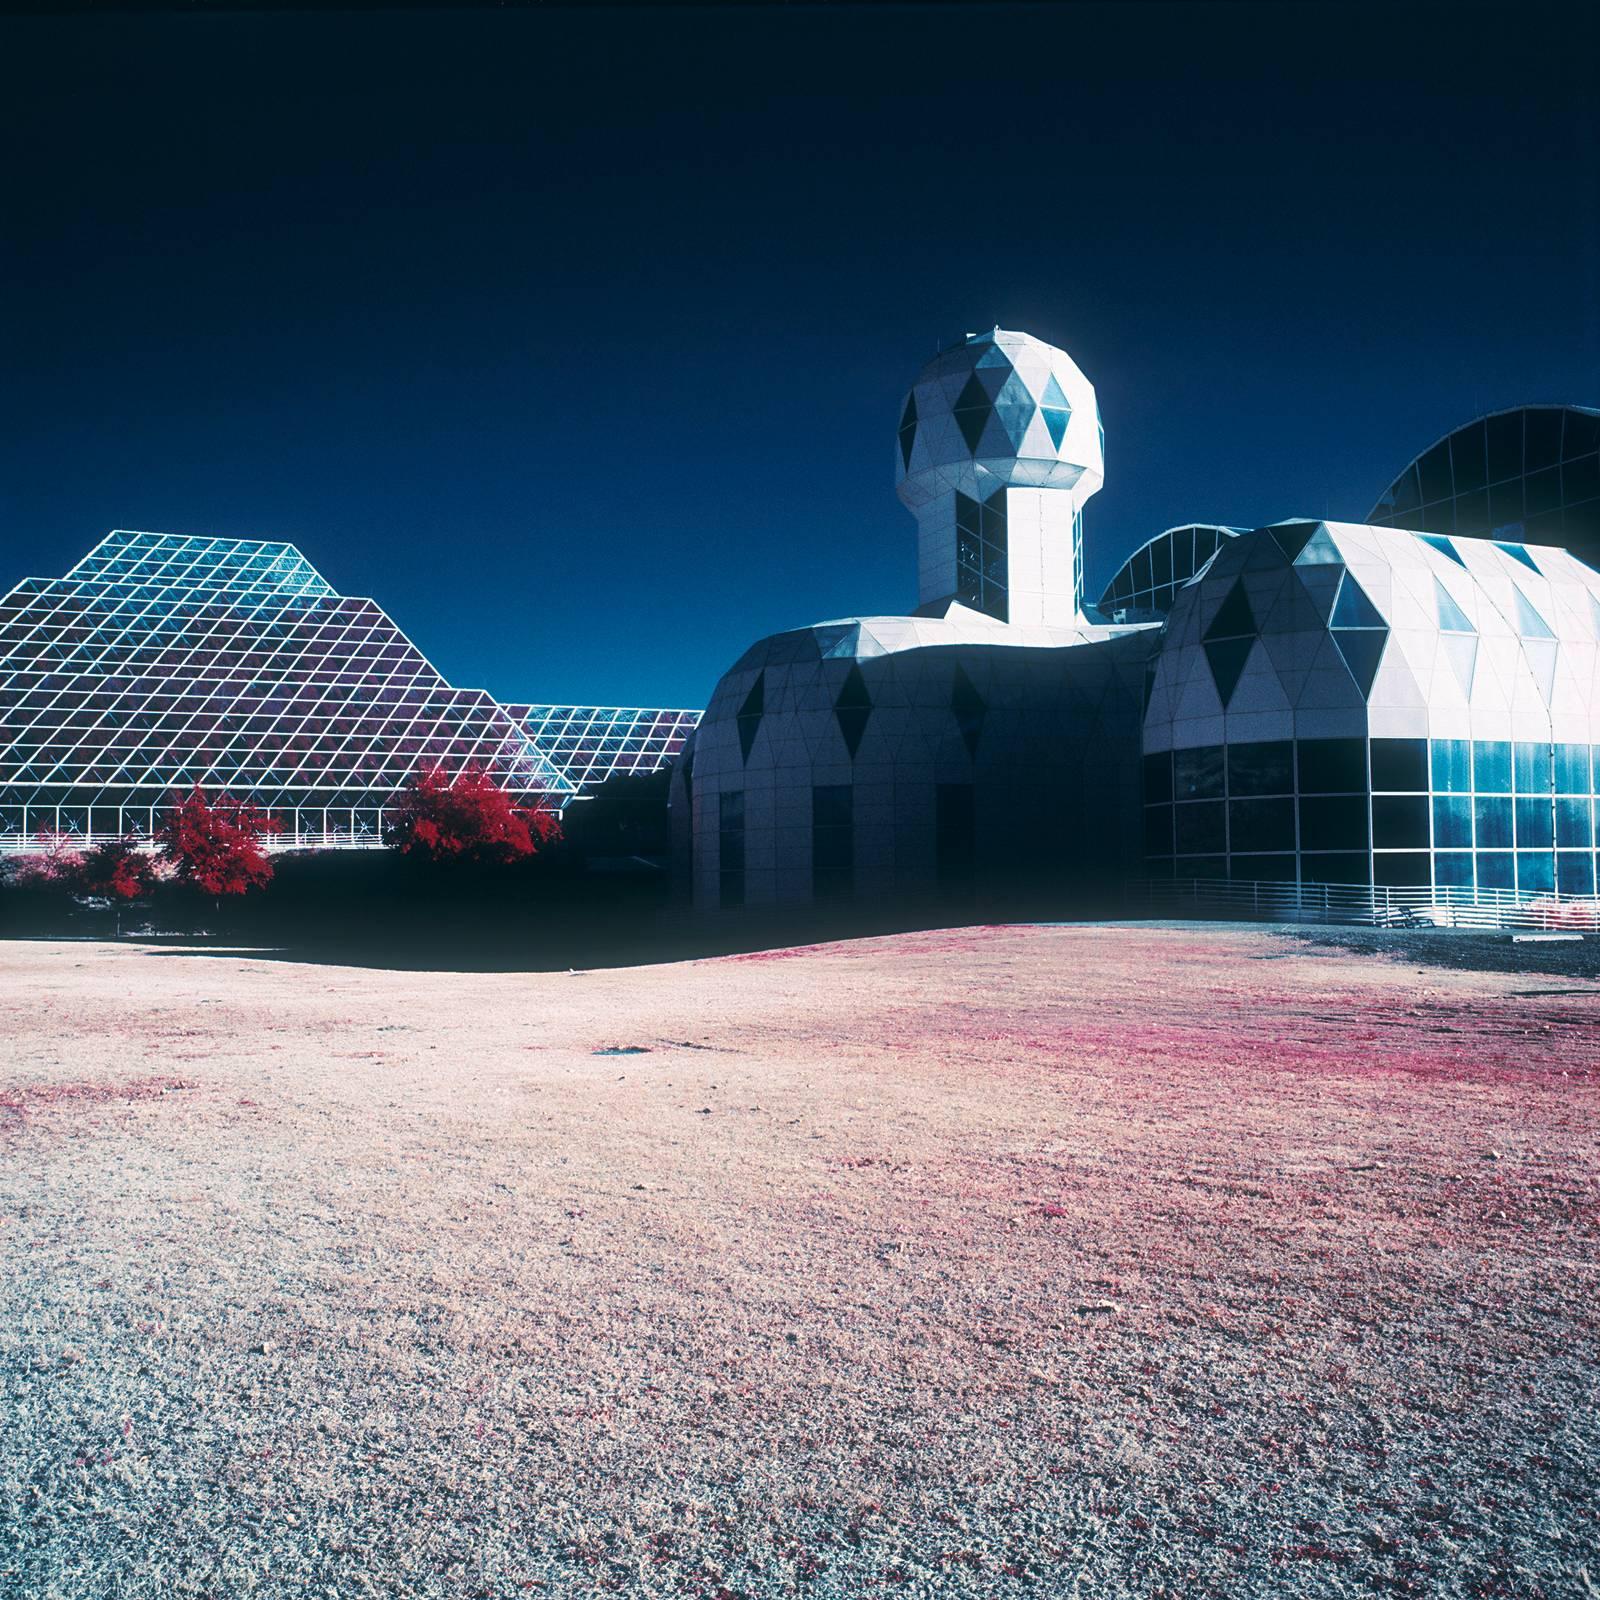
[953,374,993,455]
[950,663,985,759]
[1326,573,1389,698]
[898,393,918,471]
[1201,579,1257,706]
[834,664,872,758]
[736,672,764,763]
[1038,373,1072,450]
[1203,579,1256,642]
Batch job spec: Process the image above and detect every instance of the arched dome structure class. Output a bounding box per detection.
[1369,405,1600,572]
[1097,524,1245,623]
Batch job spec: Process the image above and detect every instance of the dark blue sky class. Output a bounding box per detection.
[3,3,1596,708]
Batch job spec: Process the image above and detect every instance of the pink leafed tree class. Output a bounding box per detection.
[384,766,561,865]
[6,834,85,890]
[156,788,281,897]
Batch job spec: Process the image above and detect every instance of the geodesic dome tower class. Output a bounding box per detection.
[895,327,1105,626]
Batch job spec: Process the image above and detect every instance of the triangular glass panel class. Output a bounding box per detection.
[1039,373,1072,412]
[1330,572,1386,629]
[834,664,872,758]
[1204,637,1255,707]
[1523,637,1557,703]
[1040,406,1070,449]
[1418,532,1466,567]
[1495,541,1542,574]
[950,663,986,759]
[1511,586,1554,639]
[1331,628,1388,697]
[1203,580,1256,641]
[1292,527,1343,566]
[1267,521,1321,562]
[1433,578,1475,633]
[898,393,917,471]
[736,672,764,763]
[1441,633,1478,696]
[975,364,1012,400]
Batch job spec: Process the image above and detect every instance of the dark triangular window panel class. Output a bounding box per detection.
[898,393,918,471]
[1204,637,1255,707]
[1040,407,1070,449]
[1330,573,1386,629]
[1267,521,1321,562]
[1495,541,1542,574]
[1419,532,1466,567]
[953,373,992,454]
[736,672,764,763]
[1203,580,1256,642]
[1331,628,1388,697]
[834,664,872,758]
[950,663,986,759]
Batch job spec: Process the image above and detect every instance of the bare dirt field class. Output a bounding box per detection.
[1,924,1597,1599]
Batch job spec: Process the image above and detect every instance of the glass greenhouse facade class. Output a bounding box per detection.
[0,531,699,848]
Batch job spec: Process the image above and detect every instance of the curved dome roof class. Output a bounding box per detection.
[894,327,1104,510]
[1369,404,1600,570]
[1096,524,1245,623]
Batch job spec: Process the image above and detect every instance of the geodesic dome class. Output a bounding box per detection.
[895,327,1104,510]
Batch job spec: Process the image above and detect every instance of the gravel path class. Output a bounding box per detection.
[1,925,1596,1598]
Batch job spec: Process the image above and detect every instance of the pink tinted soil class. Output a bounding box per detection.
[0,925,1595,1598]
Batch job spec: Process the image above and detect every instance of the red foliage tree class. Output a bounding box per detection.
[385,766,561,865]
[80,836,159,900]
[156,788,281,896]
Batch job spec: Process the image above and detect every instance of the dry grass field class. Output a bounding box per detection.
[1,924,1597,1599]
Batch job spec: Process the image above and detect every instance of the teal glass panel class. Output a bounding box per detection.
[1474,796,1513,848]
[1514,798,1554,847]
[1433,795,1473,848]
[1516,852,1555,893]
[1430,738,1472,794]
[1476,851,1514,889]
[1473,741,1511,793]
[1557,852,1596,895]
[1556,797,1593,848]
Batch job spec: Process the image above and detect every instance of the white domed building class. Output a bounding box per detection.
[670,329,1158,910]
[672,326,1600,912]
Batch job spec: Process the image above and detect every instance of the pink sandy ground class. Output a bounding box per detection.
[0,924,1596,1599]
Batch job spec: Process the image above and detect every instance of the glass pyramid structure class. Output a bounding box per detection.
[0,531,699,847]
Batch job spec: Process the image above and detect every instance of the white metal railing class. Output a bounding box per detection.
[1131,877,1600,930]
[0,830,389,855]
